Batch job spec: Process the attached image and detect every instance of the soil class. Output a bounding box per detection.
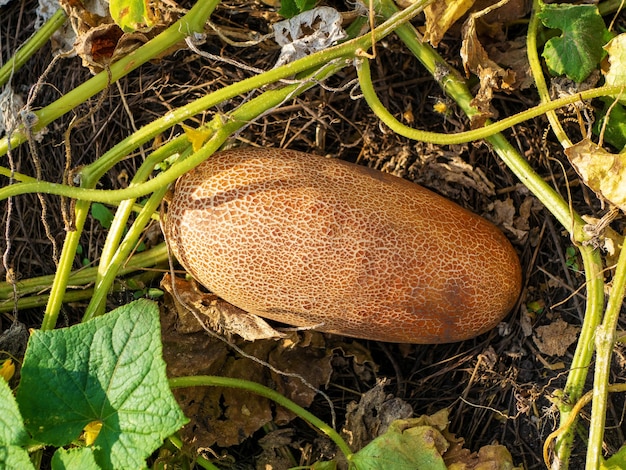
[1,1,625,469]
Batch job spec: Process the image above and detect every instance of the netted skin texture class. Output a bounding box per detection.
[165,148,522,343]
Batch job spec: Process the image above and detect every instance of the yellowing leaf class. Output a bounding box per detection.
[109,0,156,33]
[350,410,521,469]
[565,139,626,211]
[181,124,213,152]
[604,33,626,87]
[423,0,475,47]
[82,421,103,446]
[0,359,15,382]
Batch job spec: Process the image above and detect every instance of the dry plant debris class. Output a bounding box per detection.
[532,318,581,357]
[161,282,378,451]
[1,0,625,468]
[566,139,626,212]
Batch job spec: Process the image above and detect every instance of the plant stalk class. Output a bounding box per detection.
[169,375,354,461]
[0,9,68,87]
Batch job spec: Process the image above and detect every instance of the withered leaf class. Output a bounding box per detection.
[603,34,626,93]
[533,318,580,357]
[341,379,413,450]
[59,0,182,73]
[460,2,517,127]
[160,281,335,449]
[423,0,476,47]
[565,139,626,211]
[488,36,533,90]
[161,273,285,340]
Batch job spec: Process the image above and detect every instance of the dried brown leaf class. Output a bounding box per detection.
[533,319,580,357]
[422,0,476,47]
[485,198,533,242]
[160,298,335,449]
[59,0,181,73]
[582,214,624,267]
[565,138,626,211]
[487,36,533,90]
[460,1,517,126]
[341,378,413,450]
[161,274,285,340]
[74,24,147,73]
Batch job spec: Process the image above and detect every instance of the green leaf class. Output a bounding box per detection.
[0,379,28,446]
[0,379,33,470]
[594,98,626,151]
[603,443,626,469]
[351,419,449,469]
[0,447,35,470]
[311,460,337,470]
[51,447,100,470]
[16,299,188,469]
[538,3,612,82]
[109,0,156,33]
[91,203,114,229]
[279,0,317,18]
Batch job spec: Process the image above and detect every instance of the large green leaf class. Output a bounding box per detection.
[538,2,612,82]
[16,299,188,469]
[0,378,28,446]
[0,379,33,470]
[51,447,100,470]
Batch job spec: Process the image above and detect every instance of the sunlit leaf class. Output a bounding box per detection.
[16,300,188,469]
[565,139,626,211]
[539,2,612,82]
[603,33,626,88]
[109,0,156,32]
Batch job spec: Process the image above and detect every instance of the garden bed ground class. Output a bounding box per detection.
[1,1,625,468]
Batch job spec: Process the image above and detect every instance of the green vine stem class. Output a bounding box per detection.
[0,0,220,157]
[0,9,68,88]
[371,1,607,468]
[0,270,161,312]
[32,0,433,329]
[527,0,571,149]
[0,0,428,163]
[168,375,354,463]
[40,199,91,330]
[358,65,621,147]
[358,57,608,237]
[553,247,606,469]
[586,237,626,468]
[0,166,36,182]
[0,81,620,206]
[0,244,168,311]
[83,186,170,322]
[166,434,218,470]
[527,2,608,468]
[88,136,191,319]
